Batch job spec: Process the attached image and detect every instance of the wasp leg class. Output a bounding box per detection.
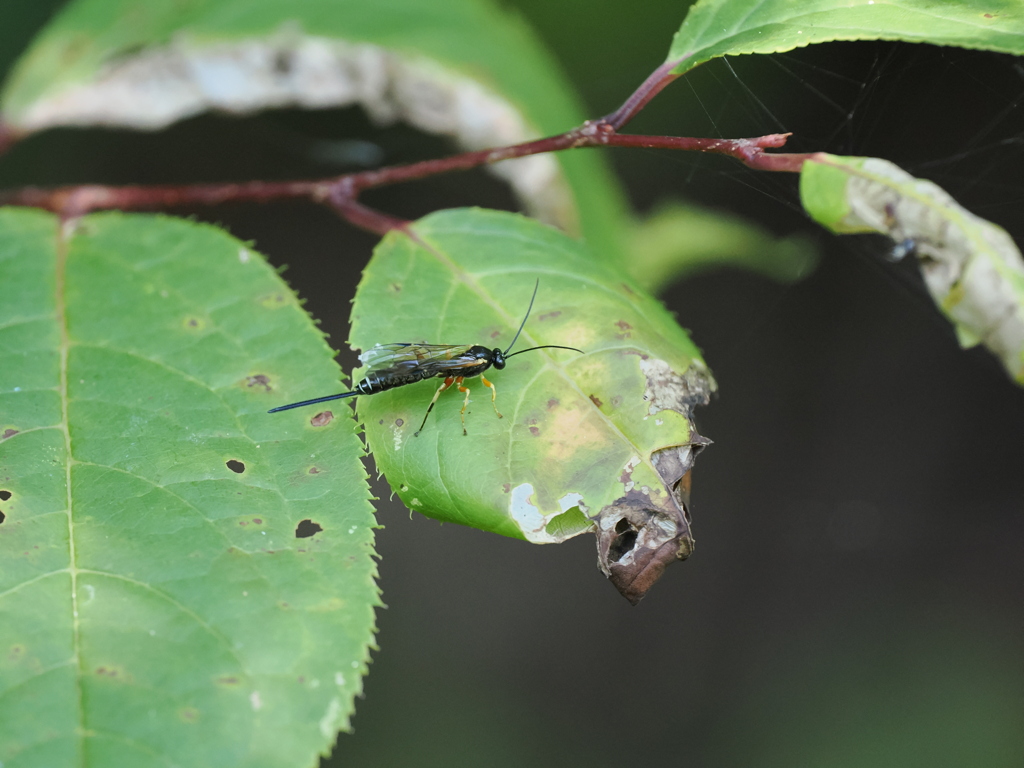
[415,377,455,436]
[456,377,471,435]
[480,375,503,419]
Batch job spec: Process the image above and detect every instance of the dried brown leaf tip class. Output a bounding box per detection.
[596,362,713,605]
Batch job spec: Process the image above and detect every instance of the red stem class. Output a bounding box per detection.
[601,58,685,130]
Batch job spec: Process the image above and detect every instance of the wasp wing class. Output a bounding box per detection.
[358,343,477,377]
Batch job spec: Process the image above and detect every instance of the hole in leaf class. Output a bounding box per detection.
[0,490,10,501]
[0,510,5,524]
[295,519,323,538]
[226,460,245,474]
[608,518,638,563]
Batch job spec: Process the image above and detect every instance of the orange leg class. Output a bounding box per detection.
[415,377,455,436]
[480,375,502,419]
[456,377,472,435]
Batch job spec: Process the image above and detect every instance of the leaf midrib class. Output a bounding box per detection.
[55,221,85,766]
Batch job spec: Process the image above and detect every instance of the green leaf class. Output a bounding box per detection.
[0,209,378,767]
[627,201,818,293]
[667,0,1024,76]
[336,208,714,603]
[800,153,1024,384]
[0,0,630,261]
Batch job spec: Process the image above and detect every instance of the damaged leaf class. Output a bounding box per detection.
[341,208,715,603]
[0,209,378,767]
[0,0,629,261]
[800,153,1024,384]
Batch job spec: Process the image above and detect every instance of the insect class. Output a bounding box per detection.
[268,281,583,435]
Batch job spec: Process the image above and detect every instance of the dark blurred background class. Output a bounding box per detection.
[2,2,1022,766]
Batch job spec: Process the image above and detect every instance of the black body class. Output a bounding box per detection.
[267,280,581,431]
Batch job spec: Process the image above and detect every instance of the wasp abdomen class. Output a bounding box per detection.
[355,369,434,395]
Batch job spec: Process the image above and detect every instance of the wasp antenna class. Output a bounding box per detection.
[268,391,359,413]
[502,279,541,356]
[503,344,584,359]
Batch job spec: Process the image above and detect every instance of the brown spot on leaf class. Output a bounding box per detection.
[216,676,241,687]
[179,707,199,723]
[538,311,561,322]
[389,283,402,292]
[615,320,633,331]
[502,483,511,493]
[529,426,540,436]
[1,429,18,440]
[546,398,560,410]
[589,394,603,408]
[308,467,320,475]
[246,374,271,391]
[252,518,263,525]
[395,418,404,427]
[310,411,333,426]
[610,395,622,408]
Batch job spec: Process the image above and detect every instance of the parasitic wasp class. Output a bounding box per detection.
[268,280,583,435]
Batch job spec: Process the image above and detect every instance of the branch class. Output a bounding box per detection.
[0,60,812,235]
